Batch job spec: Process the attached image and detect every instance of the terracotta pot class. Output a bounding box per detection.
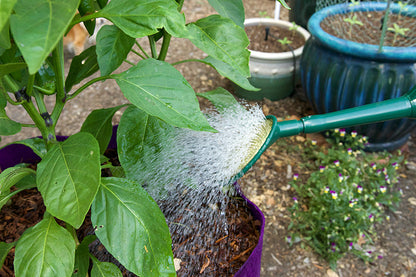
[0,126,265,277]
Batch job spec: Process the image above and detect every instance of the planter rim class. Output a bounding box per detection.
[245,18,310,60]
[307,2,416,61]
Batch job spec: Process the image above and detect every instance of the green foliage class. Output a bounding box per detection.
[288,129,403,269]
[0,0,252,275]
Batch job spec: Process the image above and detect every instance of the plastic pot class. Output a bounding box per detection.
[233,18,310,101]
[300,2,416,151]
[0,126,265,277]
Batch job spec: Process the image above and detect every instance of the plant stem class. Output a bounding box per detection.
[148,35,158,59]
[131,48,146,59]
[0,88,21,105]
[158,30,171,61]
[70,13,100,28]
[124,59,135,66]
[66,224,80,246]
[135,41,150,58]
[33,90,48,115]
[67,75,112,101]
[171,58,202,66]
[378,0,392,52]
[51,39,66,131]
[26,74,35,97]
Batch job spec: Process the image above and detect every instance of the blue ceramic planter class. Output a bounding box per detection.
[300,2,416,151]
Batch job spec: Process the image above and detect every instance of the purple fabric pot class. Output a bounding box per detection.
[0,126,265,277]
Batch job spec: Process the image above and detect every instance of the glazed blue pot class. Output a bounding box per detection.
[300,2,416,151]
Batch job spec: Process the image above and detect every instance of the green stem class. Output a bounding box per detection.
[171,58,202,66]
[158,30,171,61]
[0,87,21,105]
[378,0,391,52]
[51,39,66,129]
[124,59,135,66]
[70,13,100,28]
[67,75,112,101]
[131,48,145,59]
[26,74,35,97]
[66,224,80,246]
[148,35,158,59]
[135,41,150,58]
[33,90,48,115]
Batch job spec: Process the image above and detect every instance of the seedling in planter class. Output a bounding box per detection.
[289,22,300,40]
[343,15,364,39]
[0,0,255,276]
[398,1,409,19]
[388,23,410,46]
[278,37,293,47]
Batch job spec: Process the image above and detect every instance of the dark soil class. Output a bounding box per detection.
[246,25,306,53]
[321,11,416,47]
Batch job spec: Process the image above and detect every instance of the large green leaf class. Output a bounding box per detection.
[0,241,15,268]
[81,105,126,154]
[200,56,258,91]
[14,214,76,277]
[65,46,99,92]
[36,132,101,228]
[13,137,47,158]
[0,0,17,31]
[91,177,175,277]
[0,109,21,136]
[96,25,135,76]
[91,259,123,277]
[117,105,172,183]
[10,0,79,74]
[98,0,187,39]
[187,15,250,77]
[114,58,215,132]
[207,0,245,28]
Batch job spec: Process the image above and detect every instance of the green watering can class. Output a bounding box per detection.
[236,86,416,179]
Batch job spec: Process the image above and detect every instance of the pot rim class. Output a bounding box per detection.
[244,18,310,60]
[307,2,416,61]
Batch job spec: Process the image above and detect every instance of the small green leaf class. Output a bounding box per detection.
[0,110,21,136]
[0,241,15,268]
[187,15,250,77]
[0,20,11,50]
[0,0,17,31]
[13,137,47,158]
[201,56,258,91]
[10,0,79,74]
[91,177,176,277]
[14,214,76,277]
[117,105,172,182]
[37,132,101,228]
[96,25,135,76]
[114,58,215,132]
[65,46,99,92]
[0,165,35,195]
[197,88,240,111]
[0,63,27,78]
[73,235,97,277]
[207,0,245,28]
[98,0,187,39]
[91,259,123,277]
[81,105,126,154]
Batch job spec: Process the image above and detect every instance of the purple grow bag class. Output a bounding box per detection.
[0,126,265,277]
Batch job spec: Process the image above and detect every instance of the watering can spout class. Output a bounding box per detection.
[237,86,416,180]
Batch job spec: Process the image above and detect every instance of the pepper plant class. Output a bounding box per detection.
[0,0,278,276]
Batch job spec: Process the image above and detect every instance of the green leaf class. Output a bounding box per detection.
[0,165,35,195]
[73,235,97,277]
[117,105,172,182]
[0,109,21,136]
[91,259,123,277]
[0,241,15,268]
[187,15,250,77]
[81,105,126,154]
[36,132,101,228]
[207,0,245,28]
[10,0,80,74]
[0,20,11,50]
[201,56,258,91]
[65,45,99,92]
[91,177,175,277]
[0,63,27,78]
[98,0,188,38]
[13,137,47,158]
[114,58,215,132]
[14,214,76,277]
[0,0,17,31]
[197,88,240,111]
[96,25,135,76]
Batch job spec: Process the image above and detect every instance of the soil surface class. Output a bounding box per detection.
[2,0,416,277]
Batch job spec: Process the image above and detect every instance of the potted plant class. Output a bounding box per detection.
[233,16,310,101]
[0,0,265,276]
[300,0,416,151]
